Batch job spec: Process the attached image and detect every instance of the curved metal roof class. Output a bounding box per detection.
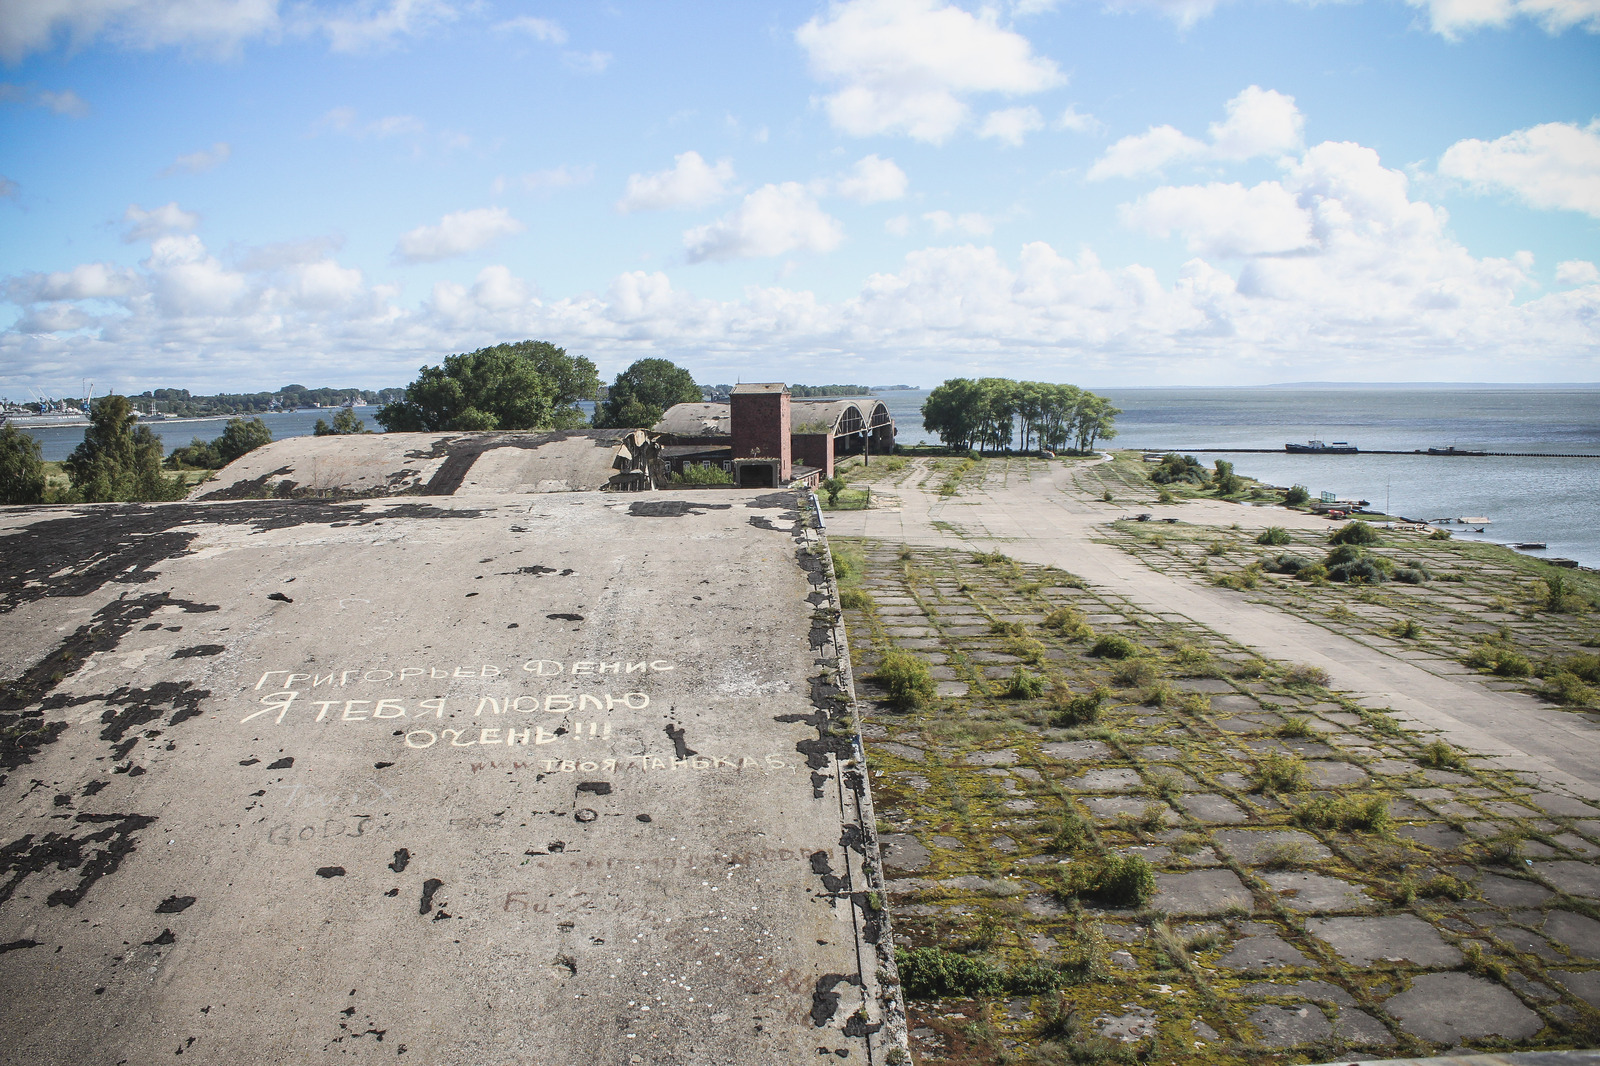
[653,402,732,437]
[654,398,893,438]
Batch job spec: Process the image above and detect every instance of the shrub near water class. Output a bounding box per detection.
[872,649,936,708]
[1257,526,1292,546]
[1329,520,1381,546]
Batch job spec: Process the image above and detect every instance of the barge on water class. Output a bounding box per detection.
[1427,446,1488,456]
[1286,440,1358,454]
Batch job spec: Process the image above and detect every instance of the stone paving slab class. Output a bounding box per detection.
[1383,972,1543,1043]
[1307,915,1464,967]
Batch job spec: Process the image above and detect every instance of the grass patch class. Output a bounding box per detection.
[1252,751,1308,793]
[1091,634,1142,660]
[1048,685,1108,726]
[1291,793,1390,833]
[839,587,874,611]
[1059,853,1156,908]
[872,649,937,709]
[1006,666,1048,699]
[1276,716,1316,739]
[1417,739,1465,770]
[1256,526,1292,546]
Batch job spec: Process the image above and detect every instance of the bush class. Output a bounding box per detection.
[1542,671,1598,707]
[313,408,368,436]
[0,423,47,504]
[1277,716,1315,738]
[1043,606,1092,642]
[1267,553,1311,575]
[1006,667,1048,699]
[673,463,734,485]
[1148,453,1208,486]
[896,947,1088,1000]
[1282,663,1331,688]
[1050,808,1096,851]
[1560,653,1600,683]
[1394,566,1430,584]
[1492,652,1532,678]
[839,588,874,611]
[1110,658,1159,689]
[1060,854,1156,907]
[1417,739,1465,770]
[1329,520,1380,546]
[1430,527,1452,540]
[1391,619,1421,639]
[1048,685,1108,726]
[1257,526,1291,546]
[1091,634,1141,660]
[1252,751,1308,792]
[1291,794,1390,833]
[872,650,936,709]
[897,947,1002,998]
[1213,459,1242,495]
[1284,484,1310,506]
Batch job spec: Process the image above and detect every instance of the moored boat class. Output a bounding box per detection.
[1286,440,1358,454]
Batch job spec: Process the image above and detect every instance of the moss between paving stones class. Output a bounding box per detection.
[836,536,1600,1066]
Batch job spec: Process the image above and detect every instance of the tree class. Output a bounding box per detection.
[0,423,47,505]
[376,341,599,432]
[215,417,273,463]
[593,358,701,429]
[1213,459,1242,495]
[923,377,1117,455]
[314,408,368,436]
[65,395,186,502]
[1149,453,1208,485]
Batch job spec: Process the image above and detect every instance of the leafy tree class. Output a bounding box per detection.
[1284,484,1310,506]
[314,408,368,436]
[0,423,47,505]
[821,475,847,506]
[65,395,186,502]
[921,377,1116,455]
[377,340,599,432]
[593,358,701,429]
[215,417,273,463]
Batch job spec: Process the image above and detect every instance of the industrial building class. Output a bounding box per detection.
[653,384,896,487]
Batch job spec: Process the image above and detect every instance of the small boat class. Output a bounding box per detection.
[1286,440,1358,454]
[1515,542,1547,550]
[1472,527,1486,533]
[1458,517,1490,524]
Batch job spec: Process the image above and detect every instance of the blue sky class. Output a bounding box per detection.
[1,0,1596,395]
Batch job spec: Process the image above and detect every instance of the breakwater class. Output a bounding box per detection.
[1127,447,1600,459]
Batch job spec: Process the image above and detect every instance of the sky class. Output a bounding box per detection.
[0,0,1597,396]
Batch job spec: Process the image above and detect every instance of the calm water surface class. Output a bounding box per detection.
[16,388,1600,567]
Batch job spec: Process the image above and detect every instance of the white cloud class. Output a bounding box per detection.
[885,214,912,236]
[1089,87,1303,179]
[923,210,994,235]
[321,0,455,53]
[979,105,1045,147]
[0,0,281,63]
[1438,120,1600,218]
[795,0,1065,144]
[563,50,612,74]
[1121,181,1315,257]
[1056,105,1102,134]
[1557,260,1600,285]
[494,15,566,44]
[617,151,736,212]
[1088,125,1206,180]
[497,164,595,195]
[123,202,200,242]
[1405,0,1600,38]
[162,141,232,176]
[683,183,844,262]
[831,155,909,203]
[1208,85,1304,160]
[393,207,524,263]
[36,88,89,116]
[1,83,90,117]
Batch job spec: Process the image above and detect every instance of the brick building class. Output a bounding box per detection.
[653,387,896,487]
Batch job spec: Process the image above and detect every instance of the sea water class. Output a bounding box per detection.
[873,385,1600,569]
[14,387,1600,568]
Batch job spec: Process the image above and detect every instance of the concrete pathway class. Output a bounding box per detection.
[829,460,1600,801]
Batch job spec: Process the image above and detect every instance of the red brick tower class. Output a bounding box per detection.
[729,383,791,487]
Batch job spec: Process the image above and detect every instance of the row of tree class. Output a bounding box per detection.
[920,378,1119,454]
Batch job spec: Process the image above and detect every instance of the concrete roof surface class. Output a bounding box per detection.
[0,489,900,1064]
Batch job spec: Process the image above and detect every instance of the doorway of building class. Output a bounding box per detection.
[738,463,774,488]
